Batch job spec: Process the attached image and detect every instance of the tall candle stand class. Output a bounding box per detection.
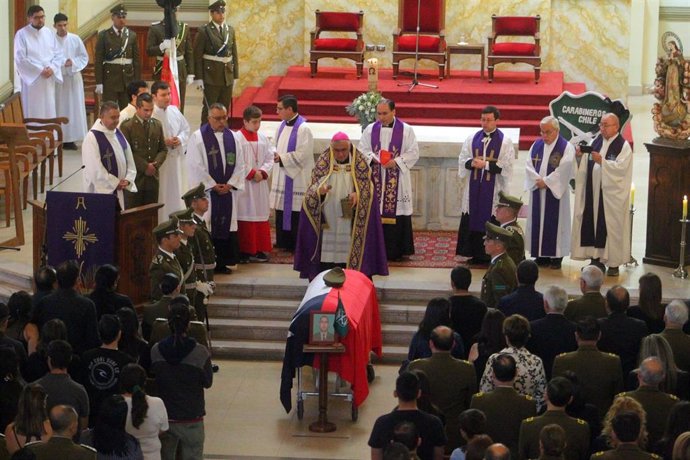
[626,204,638,266]
[672,218,689,279]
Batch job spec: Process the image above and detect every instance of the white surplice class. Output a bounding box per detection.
[14,24,64,119]
[358,119,419,216]
[186,128,246,232]
[55,31,88,143]
[152,105,190,222]
[269,120,315,212]
[319,157,355,263]
[571,133,633,267]
[236,130,274,221]
[82,119,137,209]
[118,104,136,127]
[524,137,575,258]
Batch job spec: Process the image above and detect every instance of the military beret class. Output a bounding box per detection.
[485,222,512,244]
[153,217,183,239]
[323,266,346,287]
[208,0,226,12]
[170,208,195,224]
[110,4,127,17]
[182,183,207,207]
[496,191,523,211]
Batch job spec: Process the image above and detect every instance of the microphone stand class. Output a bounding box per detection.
[398,0,438,92]
[40,165,86,267]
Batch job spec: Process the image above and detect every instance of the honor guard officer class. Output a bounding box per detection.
[170,208,198,305]
[193,0,239,123]
[95,4,140,109]
[182,184,217,321]
[146,8,194,112]
[150,218,184,301]
[481,222,518,308]
[494,191,525,266]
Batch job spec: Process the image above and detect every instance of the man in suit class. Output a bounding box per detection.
[408,326,477,452]
[661,299,690,372]
[27,405,96,460]
[470,353,536,454]
[598,285,648,377]
[149,218,184,301]
[94,4,140,109]
[494,191,525,265]
[312,315,334,342]
[193,0,238,123]
[552,317,624,419]
[481,222,517,308]
[527,285,577,379]
[448,265,487,353]
[564,265,606,321]
[497,259,545,321]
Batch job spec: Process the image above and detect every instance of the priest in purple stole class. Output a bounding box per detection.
[571,113,632,277]
[269,95,314,252]
[525,116,575,270]
[456,106,514,265]
[82,101,137,209]
[358,99,419,261]
[186,102,246,273]
[295,132,388,281]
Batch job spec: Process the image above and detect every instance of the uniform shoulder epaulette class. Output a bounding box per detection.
[524,416,535,423]
[670,393,680,400]
[461,359,472,365]
[592,451,605,457]
[80,444,98,452]
[524,394,533,401]
[152,254,164,264]
[556,352,567,357]
[606,352,618,357]
[616,391,628,398]
[473,392,484,398]
[576,418,586,425]
[650,454,661,459]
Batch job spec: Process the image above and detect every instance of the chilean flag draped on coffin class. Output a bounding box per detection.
[280,269,382,413]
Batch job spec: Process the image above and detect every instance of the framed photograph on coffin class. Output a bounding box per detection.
[309,311,337,345]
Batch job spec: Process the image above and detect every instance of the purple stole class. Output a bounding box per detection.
[201,123,237,240]
[580,134,626,248]
[370,119,404,224]
[468,129,504,232]
[91,129,127,178]
[530,135,568,256]
[276,115,306,231]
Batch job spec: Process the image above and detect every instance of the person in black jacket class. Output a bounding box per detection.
[87,265,134,319]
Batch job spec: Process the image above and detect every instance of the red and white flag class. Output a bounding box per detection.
[160,42,180,107]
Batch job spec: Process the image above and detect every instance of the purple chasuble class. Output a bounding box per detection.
[91,129,127,178]
[580,134,626,248]
[201,123,237,240]
[276,115,306,231]
[530,135,568,256]
[468,129,504,232]
[370,119,404,223]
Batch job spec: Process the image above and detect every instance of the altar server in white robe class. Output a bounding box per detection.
[14,5,64,119]
[571,112,632,277]
[54,13,88,149]
[82,101,137,209]
[524,116,574,270]
[186,103,247,269]
[118,80,148,127]
[269,95,314,252]
[151,81,190,222]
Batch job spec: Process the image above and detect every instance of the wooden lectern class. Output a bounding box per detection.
[29,200,162,305]
[643,139,690,267]
[0,123,31,247]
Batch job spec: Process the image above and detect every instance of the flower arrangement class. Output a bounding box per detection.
[346,91,382,129]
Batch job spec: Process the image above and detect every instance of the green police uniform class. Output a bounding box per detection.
[150,318,209,349]
[590,444,660,460]
[496,191,525,265]
[193,0,239,123]
[27,437,97,460]
[552,344,624,419]
[171,208,198,305]
[120,115,167,208]
[519,410,590,460]
[95,5,140,110]
[620,386,679,447]
[146,20,194,112]
[142,295,172,341]
[470,386,536,454]
[149,219,184,301]
[564,292,607,322]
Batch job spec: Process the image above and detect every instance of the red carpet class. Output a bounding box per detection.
[267,230,460,269]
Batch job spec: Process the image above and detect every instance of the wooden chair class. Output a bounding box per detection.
[0,161,12,226]
[487,14,541,83]
[392,0,447,80]
[309,10,365,78]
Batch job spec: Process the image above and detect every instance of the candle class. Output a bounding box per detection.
[684,195,688,220]
[367,58,379,93]
[630,183,635,206]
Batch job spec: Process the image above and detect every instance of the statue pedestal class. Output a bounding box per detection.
[643,138,690,267]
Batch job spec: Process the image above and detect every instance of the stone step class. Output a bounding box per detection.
[0,262,33,302]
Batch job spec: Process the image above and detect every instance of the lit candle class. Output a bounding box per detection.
[367,58,379,93]
[684,195,688,220]
[630,183,635,206]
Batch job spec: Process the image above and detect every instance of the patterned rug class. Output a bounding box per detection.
[268,231,461,269]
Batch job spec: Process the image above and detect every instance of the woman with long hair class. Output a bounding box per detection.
[88,264,135,319]
[593,395,648,452]
[3,383,52,454]
[467,308,507,382]
[5,291,32,347]
[83,394,143,459]
[120,364,168,460]
[628,273,666,333]
[116,307,148,364]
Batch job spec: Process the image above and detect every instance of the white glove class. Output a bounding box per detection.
[95,84,103,95]
[194,79,204,91]
[159,39,172,52]
[195,280,214,297]
[186,74,195,86]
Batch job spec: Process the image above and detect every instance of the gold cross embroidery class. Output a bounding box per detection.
[63,217,98,258]
[532,153,541,169]
[472,148,499,180]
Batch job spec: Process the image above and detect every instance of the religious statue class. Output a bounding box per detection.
[652,33,690,140]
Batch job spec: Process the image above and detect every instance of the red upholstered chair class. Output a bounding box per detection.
[392,0,447,80]
[309,10,365,78]
[487,14,542,83]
